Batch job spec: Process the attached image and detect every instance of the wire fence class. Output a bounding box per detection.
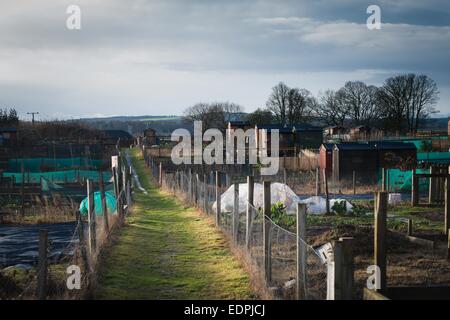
[1,151,134,300]
[149,152,329,300]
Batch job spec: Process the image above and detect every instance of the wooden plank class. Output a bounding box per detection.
[296,203,307,300]
[98,171,109,233]
[333,237,355,300]
[411,170,418,206]
[87,179,96,255]
[446,177,450,236]
[374,192,387,292]
[246,176,254,249]
[37,229,48,300]
[215,171,221,226]
[407,219,413,236]
[429,166,436,204]
[363,288,389,300]
[406,235,435,250]
[263,181,271,283]
[315,168,321,196]
[323,169,330,214]
[353,170,356,195]
[233,182,239,243]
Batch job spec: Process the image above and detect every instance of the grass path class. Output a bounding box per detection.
[94,149,255,299]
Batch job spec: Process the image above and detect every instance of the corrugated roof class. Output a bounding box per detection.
[333,141,417,151]
[334,142,376,151]
[257,124,323,133]
[321,143,334,150]
[371,141,417,150]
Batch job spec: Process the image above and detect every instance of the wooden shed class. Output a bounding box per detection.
[372,141,417,169]
[332,143,378,182]
[0,128,17,147]
[256,124,323,156]
[143,128,157,146]
[319,143,334,177]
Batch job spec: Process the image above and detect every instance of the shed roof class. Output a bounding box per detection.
[334,142,376,151]
[257,124,323,133]
[101,130,133,140]
[321,143,334,150]
[0,127,17,132]
[371,141,417,150]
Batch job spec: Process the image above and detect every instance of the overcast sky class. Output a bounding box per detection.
[1,0,449,120]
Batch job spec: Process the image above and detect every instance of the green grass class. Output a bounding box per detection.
[307,200,445,233]
[94,149,255,300]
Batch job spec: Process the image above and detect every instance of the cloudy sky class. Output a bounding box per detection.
[1,0,449,119]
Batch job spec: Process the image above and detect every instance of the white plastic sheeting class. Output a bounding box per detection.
[212,182,354,215]
[300,196,353,215]
[212,182,301,214]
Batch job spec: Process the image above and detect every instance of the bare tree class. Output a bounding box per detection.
[246,108,274,125]
[266,82,313,126]
[183,102,243,130]
[266,82,290,126]
[287,88,314,124]
[410,75,439,133]
[338,81,380,126]
[377,74,439,133]
[316,90,348,126]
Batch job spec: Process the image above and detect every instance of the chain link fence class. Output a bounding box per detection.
[153,154,329,300]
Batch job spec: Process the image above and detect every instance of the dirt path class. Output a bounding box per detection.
[94,149,255,299]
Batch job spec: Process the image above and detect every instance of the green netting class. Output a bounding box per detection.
[379,168,430,192]
[79,191,117,216]
[8,157,104,172]
[417,152,450,164]
[2,170,111,184]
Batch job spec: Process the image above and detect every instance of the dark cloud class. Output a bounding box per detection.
[0,0,449,118]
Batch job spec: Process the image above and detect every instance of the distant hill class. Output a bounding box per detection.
[79,115,181,122]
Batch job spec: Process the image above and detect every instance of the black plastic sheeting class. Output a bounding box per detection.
[0,222,78,268]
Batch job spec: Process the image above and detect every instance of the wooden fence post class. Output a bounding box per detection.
[20,161,25,217]
[296,203,307,300]
[76,211,89,272]
[263,181,272,283]
[189,169,193,203]
[429,166,436,204]
[246,176,254,249]
[87,179,96,255]
[233,182,239,243]
[333,237,354,300]
[375,191,387,292]
[381,168,386,192]
[447,230,450,260]
[411,170,418,207]
[195,173,200,206]
[445,176,450,236]
[98,172,109,233]
[352,171,356,195]
[215,171,221,226]
[407,219,413,236]
[323,169,330,214]
[37,229,48,300]
[315,168,321,196]
[203,173,208,213]
[158,162,162,187]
